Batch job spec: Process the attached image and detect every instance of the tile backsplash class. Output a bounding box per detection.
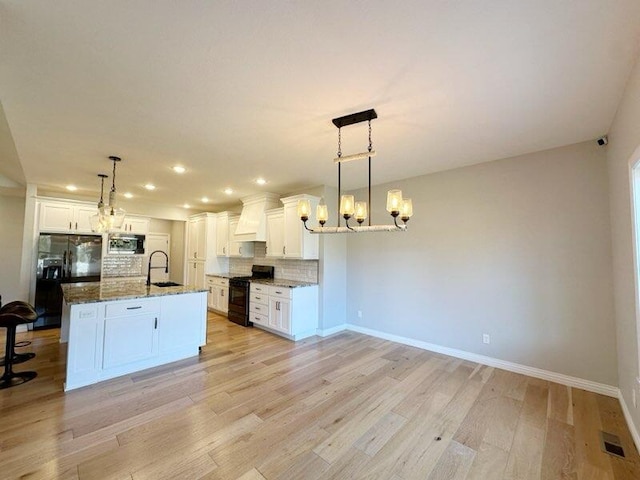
[229,243,318,283]
[102,255,144,278]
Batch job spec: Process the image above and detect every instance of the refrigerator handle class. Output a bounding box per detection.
[62,251,67,278]
[68,250,73,277]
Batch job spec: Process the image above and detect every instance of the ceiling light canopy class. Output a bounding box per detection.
[298,109,413,233]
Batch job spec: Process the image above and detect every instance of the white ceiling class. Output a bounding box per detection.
[1,1,640,211]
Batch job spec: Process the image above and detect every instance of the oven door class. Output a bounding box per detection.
[228,280,250,326]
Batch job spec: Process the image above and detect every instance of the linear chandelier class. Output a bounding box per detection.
[297,109,413,233]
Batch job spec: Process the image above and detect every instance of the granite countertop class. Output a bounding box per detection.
[205,273,238,279]
[249,278,317,288]
[61,279,208,305]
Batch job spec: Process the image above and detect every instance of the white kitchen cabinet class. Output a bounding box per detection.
[281,195,320,259]
[159,292,207,352]
[216,212,230,256]
[39,201,97,233]
[187,260,205,289]
[206,276,229,314]
[249,283,318,340]
[187,216,206,260]
[228,216,254,258]
[62,291,207,391]
[103,312,158,369]
[265,208,285,258]
[121,216,150,234]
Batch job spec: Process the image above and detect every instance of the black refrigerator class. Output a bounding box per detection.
[34,233,103,329]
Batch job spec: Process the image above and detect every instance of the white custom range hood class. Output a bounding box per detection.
[234,193,281,242]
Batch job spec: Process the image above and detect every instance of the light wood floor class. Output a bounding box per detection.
[0,313,639,479]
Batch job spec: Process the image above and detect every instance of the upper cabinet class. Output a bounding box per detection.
[39,201,97,234]
[265,208,285,258]
[281,195,320,260]
[39,200,150,235]
[122,216,149,234]
[187,213,216,261]
[228,216,254,258]
[215,212,230,257]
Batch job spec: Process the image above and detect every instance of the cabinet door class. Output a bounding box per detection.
[74,206,98,233]
[187,261,197,286]
[268,297,291,333]
[229,218,241,257]
[266,210,285,258]
[207,282,216,309]
[195,262,206,289]
[283,203,303,258]
[188,218,203,259]
[40,203,74,232]
[216,216,229,256]
[125,217,150,234]
[220,286,229,313]
[159,293,206,353]
[103,314,158,369]
[195,217,206,258]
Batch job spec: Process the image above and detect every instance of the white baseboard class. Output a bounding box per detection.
[343,323,619,398]
[618,391,640,454]
[316,324,348,337]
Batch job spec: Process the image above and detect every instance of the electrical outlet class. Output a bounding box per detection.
[482,334,490,344]
[357,310,362,318]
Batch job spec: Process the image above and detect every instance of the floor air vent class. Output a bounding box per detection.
[600,431,625,458]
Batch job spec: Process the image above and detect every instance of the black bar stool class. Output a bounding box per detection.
[0,301,37,366]
[0,311,38,389]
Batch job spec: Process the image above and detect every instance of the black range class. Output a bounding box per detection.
[228,265,274,327]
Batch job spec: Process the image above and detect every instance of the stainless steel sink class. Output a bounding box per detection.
[151,281,182,287]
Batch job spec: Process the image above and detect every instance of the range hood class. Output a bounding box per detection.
[234,193,281,242]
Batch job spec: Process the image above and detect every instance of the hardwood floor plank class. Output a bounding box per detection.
[1,313,639,480]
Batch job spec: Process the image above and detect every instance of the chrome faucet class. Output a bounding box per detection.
[146,250,169,286]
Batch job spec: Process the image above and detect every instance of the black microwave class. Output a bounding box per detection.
[107,234,145,255]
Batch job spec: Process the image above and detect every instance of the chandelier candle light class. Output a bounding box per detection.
[298,109,413,233]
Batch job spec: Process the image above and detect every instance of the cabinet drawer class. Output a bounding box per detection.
[249,302,268,315]
[208,276,229,287]
[269,286,292,299]
[250,292,268,306]
[105,299,160,318]
[250,312,268,326]
[250,283,269,294]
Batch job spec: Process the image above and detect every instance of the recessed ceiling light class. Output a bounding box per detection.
[144,183,156,190]
[224,188,233,195]
[124,192,133,199]
[65,185,78,191]
[183,203,190,209]
[172,165,186,174]
[201,197,210,203]
[255,178,267,185]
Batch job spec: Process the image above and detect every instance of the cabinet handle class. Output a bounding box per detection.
[275,291,282,295]
[209,287,212,293]
[69,221,72,230]
[255,296,260,300]
[283,246,286,255]
[154,317,157,329]
[223,246,226,254]
[220,290,224,297]
[255,306,260,310]
[75,222,78,230]
[239,246,242,255]
[276,301,280,311]
[127,306,142,310]
[255,316,260,321]
[194,263,196,269]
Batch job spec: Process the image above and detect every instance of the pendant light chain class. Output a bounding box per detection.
[368,119,372,153]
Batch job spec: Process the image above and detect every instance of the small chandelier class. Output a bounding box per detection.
[298,109,413,233]
[97,156,126,231]
[90,173,109,233]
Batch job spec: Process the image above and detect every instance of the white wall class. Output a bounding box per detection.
[0,193,27,302]
[170,220,185,284]
[346,141,617,386]
[607,53,640,432]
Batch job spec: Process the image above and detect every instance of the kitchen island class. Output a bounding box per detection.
[60,279,207,391]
